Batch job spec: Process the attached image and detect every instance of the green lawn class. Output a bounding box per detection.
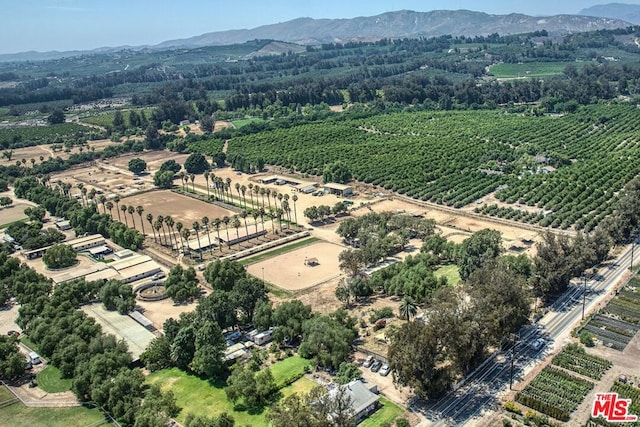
[0,386,13,401]
[268,356,312,388]
[360,397,404,427]
[231,117,266,129]
[36,366,72,393]
[280,376,318,398]
[239,237,319,266]
[148,356,313,426]
[488,61,579,79]
[434,264,461,285]
[0,403,109,427]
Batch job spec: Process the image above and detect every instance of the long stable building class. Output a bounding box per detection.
[24,234,106,260]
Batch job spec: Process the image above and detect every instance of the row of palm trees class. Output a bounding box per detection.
[178,170,301,225]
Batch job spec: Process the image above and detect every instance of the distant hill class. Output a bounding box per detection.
[155,9,631,49]
[0,9,631,62]
[579,3,640,25]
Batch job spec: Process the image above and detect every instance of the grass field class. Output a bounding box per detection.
[0,403,109,427]
[488,61,579,78]
[360,397,404,427]
[36,366,72,393]
[434,264,461,285]
[239,237,319,265]
[80,108,154,128]
[231,117,266,129]
[148,356,313,426]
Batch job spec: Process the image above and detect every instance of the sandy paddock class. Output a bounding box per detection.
[107,151,190,173]
[120,190,236,233]
[0,139,118,167]
[247,242,345,291]
[0,202,30,225]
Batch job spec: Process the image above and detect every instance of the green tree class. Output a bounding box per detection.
[190,320,226,378]
[457,229,503,280]
[164,265,200,304]
[272,300,312,345]
[335,362,361,384]
[204,259,247,292]
[225,364,277,409]
[232,277,267,323]
[99,279,136,314]
[47,109,65,125]
[140,336,172,372]
[153,170,175,189]
[0,336,24,379]
[128,158,147,174]
[24,205,46,222]
[42,244,77,269]
[398,296,418,321]
[184,153,210,174]
[112,110,125,133]
[299,313,357,369]
[322,161,351,184]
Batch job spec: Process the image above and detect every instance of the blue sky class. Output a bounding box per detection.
[2,1,639,54]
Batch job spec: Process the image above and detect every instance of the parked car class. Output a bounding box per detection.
[379,364,391,376]
[7,330,20,337]
[531,338,545,351]
[363,355,374,368]
[370,360,383,372]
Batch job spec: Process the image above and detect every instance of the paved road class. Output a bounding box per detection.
[418,243,636,426]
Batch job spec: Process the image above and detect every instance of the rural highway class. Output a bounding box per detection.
[418,242,637,426]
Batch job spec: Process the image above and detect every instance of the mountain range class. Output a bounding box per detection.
[0,7,635,62]
[579,3,640,24]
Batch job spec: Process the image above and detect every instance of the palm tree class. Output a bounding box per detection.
[98,195,107,214]
[181,229,191,258]
[121,204,128,226]
[260,188,267,208]
[276,208,284,232]
[292,194,299,226]
[282,200,291,230]
[88,189,96,208]
[127,205,136,229]
[136,206,145,235]
[272,190,279,209]
[399,296,418,321]
[248,183,254,206]
[213,218,222,251]
[240,210,249,238]
[204,171,210,200]
[240,185,247,208]
[176,222,184,252]
[192,221,203,260]
[222,216,231,245]
[81,187,88,207]
[266,188,272,209]
[202,216,213,253]
[235,182,241,204]
[157,215,166,245]
[147,213,156,243]
[114,195,121,221]
[259,207,266,231]
[268,208,276,233]
[189,174,195,192]
[232,215,241,243]
[154,220,163,245]
[225,178,232,202]
[105,201,114,219]
[165,216,175,250]
[252,210,260,234]
[178,172,186,191]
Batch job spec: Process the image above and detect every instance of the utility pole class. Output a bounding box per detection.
[631,242,635,271]
[582,275,587,321]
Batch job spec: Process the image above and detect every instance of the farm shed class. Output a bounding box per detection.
[323,183,353,197]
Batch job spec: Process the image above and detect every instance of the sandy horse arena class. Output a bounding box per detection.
[247,241,345,291]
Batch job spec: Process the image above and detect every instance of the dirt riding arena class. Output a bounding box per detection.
[106,151,189,174]
[121,190,236,233]
[247,242,345,291]
[0,202,30,225]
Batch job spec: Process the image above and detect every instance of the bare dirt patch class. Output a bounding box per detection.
[121,190,236,234]
[247,241,345,291]
[0,203,30,225]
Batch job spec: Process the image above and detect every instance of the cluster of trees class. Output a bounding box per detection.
[322,161,351,184]
[13,177,144,250]
[42,243,77,269]
[388,258,530,399]
[0,335,24,379]
[164,265,201,303]
[0,242,178,426]
[303,202,349,223]
[336,212,437,275]
[6,220,65,250]
[127,157,147,174]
